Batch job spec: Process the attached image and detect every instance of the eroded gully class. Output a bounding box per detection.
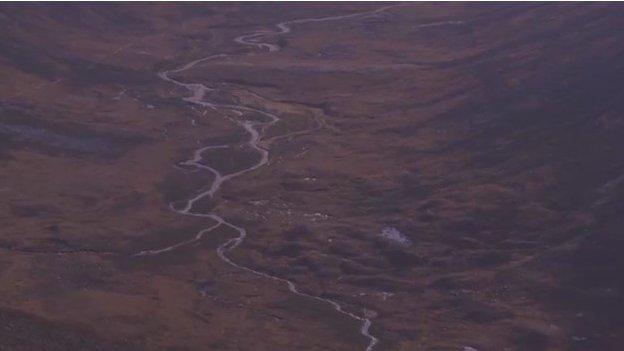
[136,4,410,350]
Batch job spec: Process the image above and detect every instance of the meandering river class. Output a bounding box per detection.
[137,4,410,350]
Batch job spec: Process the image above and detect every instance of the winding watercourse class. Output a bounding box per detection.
[137,4,410,350]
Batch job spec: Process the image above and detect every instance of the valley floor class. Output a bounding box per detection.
[1,3,623,350]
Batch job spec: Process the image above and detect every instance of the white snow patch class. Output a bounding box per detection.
[380,227,411,246]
